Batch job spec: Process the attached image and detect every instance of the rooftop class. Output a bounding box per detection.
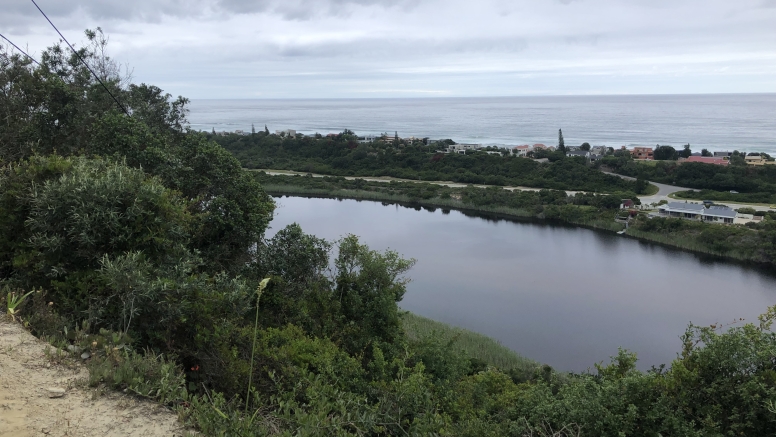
[704,206,736,219]
[663,202,705,213]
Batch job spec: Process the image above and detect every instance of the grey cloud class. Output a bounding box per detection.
[3,0,775,99]
[217,0,415,21]
[0,0,414,24]
[268,36,529,61]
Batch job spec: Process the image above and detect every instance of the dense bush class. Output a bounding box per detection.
[212,131,641,194]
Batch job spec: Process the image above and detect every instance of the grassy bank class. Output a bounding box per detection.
[401,312,538,372]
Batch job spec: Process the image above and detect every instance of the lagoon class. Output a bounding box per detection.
[268,196,776,372]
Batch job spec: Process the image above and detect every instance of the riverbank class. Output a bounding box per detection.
[259,173,776,267]
[263,183,624,233]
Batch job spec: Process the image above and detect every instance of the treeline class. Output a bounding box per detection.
[674,189,776,204]
[3,32,776,437]
[213,131,645,193]
[599,154,776,203]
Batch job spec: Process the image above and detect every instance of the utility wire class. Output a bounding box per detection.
[30,0,131,117]
[0,32,40,65]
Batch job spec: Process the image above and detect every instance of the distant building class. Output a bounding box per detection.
[631,147,654,160]
[658,202,705,220]
[682,156,729,166]
[567,150,590,159]
[275,129,297,136]
[713,151,732,158]
[448,144,480,154]
[745,155,776,166]
[512,145,531,157]
[658,202,736,224]
[703,205,737,224]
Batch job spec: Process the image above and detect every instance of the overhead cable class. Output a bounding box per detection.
[0,32,40,65]
[30,0,131,116]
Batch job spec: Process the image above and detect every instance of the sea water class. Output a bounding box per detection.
[188,94,776,154]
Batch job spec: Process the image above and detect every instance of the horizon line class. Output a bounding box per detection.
[188,92,776,100]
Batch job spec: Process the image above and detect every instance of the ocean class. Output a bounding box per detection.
[187,94,776,154]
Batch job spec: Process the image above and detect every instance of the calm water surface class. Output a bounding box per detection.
[268,196,776,372]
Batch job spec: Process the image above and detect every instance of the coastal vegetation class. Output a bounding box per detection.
[3,32,776,436]
[211,130,646,194]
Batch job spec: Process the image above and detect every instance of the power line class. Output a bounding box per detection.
[30,0,130,117]
[0,32,40,65]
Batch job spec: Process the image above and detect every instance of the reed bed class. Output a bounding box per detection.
[401,312,539,372]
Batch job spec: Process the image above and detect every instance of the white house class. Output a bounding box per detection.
[658,202,737,224]
[512,145,531,157]
[703,206,736,224]
[658,202,705,220]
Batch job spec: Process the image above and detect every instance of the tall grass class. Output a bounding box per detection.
[624,229,749,260]
[401,312,539,372]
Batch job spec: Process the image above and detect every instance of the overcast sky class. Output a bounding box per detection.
[2,0,776,98]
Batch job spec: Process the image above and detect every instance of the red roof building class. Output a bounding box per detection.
[631,147,654,160]
[683,156,729,166]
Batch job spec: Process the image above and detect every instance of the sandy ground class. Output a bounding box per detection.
[0,317,187,437]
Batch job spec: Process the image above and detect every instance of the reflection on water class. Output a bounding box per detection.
[268,196,776,372]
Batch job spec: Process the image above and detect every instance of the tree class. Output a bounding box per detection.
[558,129,566,154]
[702,148,712,157]
[580,142,591,151]
[264,124,269,135]
[334,235,415,358]
[634,177,649,194]
[251,123,256,135]
[653,145,678,160]
[680,144,692,158]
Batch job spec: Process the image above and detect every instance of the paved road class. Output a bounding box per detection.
[600,171,774,211]
[258,168,774,212]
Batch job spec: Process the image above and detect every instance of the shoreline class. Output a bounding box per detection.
[264,184,775,269]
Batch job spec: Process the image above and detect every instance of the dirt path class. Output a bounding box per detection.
[0,317,186,436]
